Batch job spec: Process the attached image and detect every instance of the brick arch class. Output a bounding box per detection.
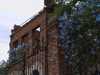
[27,62,43,75]
[10,71,22,75]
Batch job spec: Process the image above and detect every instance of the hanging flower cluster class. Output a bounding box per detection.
[8,43,30,62]
[54,0,100,74]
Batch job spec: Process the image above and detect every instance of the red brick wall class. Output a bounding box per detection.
[9,9,47,75]
[47,23,67,75]
[47,23,59,75]
[9,7,67,75]
[10,10,46,49]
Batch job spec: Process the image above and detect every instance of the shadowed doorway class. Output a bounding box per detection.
[31,70,39,75]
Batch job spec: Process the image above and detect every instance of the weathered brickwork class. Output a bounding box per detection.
[9,0,67,75]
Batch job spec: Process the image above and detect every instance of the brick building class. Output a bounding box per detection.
[8,0,68,75]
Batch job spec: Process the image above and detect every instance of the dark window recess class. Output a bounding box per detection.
[13,40,18,48]
[32,26,40,47]
[22,34,28,44]
[31,70,39,75]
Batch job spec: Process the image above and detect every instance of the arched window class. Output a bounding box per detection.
[31,70,39,75]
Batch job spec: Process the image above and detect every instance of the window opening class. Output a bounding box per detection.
[36,27,40,32]
[32,26,40,47]
[22,33,28,44]
[13,40,18,48]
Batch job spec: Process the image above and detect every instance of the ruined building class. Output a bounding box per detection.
[8,0,68,75]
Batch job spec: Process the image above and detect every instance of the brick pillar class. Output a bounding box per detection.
[44,0,52,6]
[9,42,13,50]
[28,30,33,55]
[47,22,67,75]
[18,37,22,45]
[47,23,60,75]
[40,10,48,75]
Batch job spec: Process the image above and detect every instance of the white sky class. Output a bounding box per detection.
[0,0,44,62]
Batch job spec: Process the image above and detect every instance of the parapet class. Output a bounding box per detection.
[11,25,21,34]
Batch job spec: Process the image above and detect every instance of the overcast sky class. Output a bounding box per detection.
[0,0,44,62]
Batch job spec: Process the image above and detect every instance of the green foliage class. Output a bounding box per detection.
[57,0,100,74]
[49,4,71,19]
[0,60,9,75]
[48,0,84,19]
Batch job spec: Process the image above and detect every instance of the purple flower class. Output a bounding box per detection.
[76,25,81,30]
[89,4,93,9]
[71,54,74,58]
[79,34,83,39]
[40,56,42,58]
[87,0,89,2]
[92,14,95,17]
[31,72,33,75]
[60,36,64,39]
[65,54,68,58]
[53,35,58,39]
[71,43,75,49]
[69,61,71,65]
[97,3,100,7]
[85,2,89,7]
[96,39,99,44]
[96,14,100,21]
[95,29,98,33]
[88,67,91,70]
[65,45,69,50]
[26,54,29,56]
[65,21,68,24]
[63,11,67,17]
[98,73,100,75]
[67,40,70,44]
[91,9,94,13]
[59,16,63,21]
[38,62,41,64]
[59,22,63,28]
[63,11,67,19]
[71,39,74,42]
[90,50,95,54]
[69,25,72,29]
[78,17,81,20]
[40,67,42,69]
[62,16,65,21]
[79,5,84,11]
[65,30,69,35]
[66,35,70,39]
[38,51,41,53]
[17,57,19,59]
[58,43,61,47]
[71,52,76,58]
[12,57,15,59]
[62,26,66,30]
[60,30,63,35]
[20,55,22,57]
[62,45,65,47]
[78,59,80,62]
[68,19,73,25]
[76,27,79,30]
[72,11,76,15]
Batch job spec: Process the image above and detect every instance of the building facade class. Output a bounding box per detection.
[8,0,67,75]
